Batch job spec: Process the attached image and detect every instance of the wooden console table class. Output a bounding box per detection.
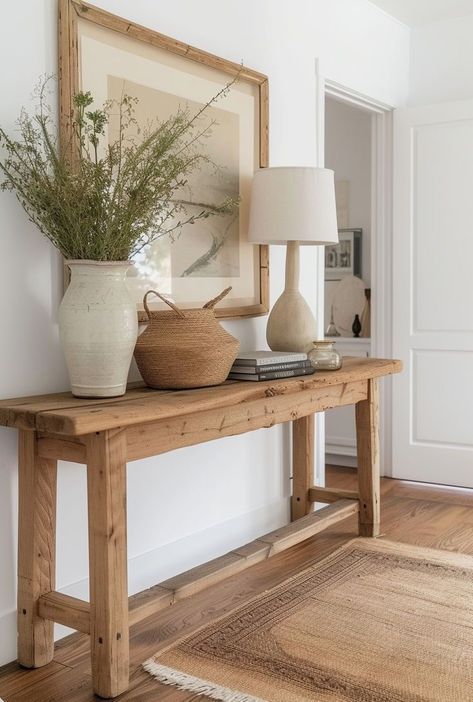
[0,357,401,698]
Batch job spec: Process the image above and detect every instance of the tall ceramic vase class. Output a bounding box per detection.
[59,261,138,398]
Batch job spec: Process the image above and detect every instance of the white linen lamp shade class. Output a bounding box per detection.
[248,167,338,246]
[248,167,338,352]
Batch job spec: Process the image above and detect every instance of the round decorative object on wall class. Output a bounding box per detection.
[332,275,367,337]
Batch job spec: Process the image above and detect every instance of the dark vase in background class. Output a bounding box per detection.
[352,314,362,338]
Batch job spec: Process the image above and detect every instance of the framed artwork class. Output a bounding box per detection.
[325,228,362,281]
[59,0,269,320]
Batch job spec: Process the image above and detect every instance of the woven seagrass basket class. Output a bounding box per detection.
[134,288,240,389]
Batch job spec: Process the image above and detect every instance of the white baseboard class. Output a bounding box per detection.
[325,442,357,457]
[326,453,358,468]
[0,497,289,665]
[0,609,17,668]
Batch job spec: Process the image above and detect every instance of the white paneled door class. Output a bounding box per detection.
[393,100,473,486]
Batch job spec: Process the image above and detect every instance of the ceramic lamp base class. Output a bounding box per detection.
[266,240,317,353]
[266,289,317,352]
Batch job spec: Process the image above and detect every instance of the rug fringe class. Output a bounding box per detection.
[143,658,266,702]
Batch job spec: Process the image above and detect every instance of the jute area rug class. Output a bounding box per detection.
[144,538,473,701]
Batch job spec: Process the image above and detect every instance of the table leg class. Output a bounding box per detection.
[17,430,57,668]
[291,414,314,521]
[355,379,381,537]
[86,429,129,699]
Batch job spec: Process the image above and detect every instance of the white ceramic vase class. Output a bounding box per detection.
[59,261,138,398]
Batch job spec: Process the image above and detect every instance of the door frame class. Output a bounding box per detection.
[315,71,394,482]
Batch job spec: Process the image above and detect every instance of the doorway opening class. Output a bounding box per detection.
[318,80,393,478]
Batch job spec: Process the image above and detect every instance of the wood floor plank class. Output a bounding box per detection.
[52,634,91,670]
[3,467,473,701]
[0,661,68,699]
[117,666,202,701]
[1,665,93,702]
[386,478,473,506]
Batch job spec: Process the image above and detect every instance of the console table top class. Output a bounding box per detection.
[0,357,401,436]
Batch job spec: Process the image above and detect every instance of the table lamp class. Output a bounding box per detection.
[248,167,338,352]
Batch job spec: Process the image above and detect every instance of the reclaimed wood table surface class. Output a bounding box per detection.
[0,356,401,698]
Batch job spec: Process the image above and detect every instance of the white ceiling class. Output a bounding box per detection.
[369,0,473,27]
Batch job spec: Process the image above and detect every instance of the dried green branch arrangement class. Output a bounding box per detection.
[0,78,238,261]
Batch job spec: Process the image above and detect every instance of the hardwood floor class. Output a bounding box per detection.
[2,465,473,701]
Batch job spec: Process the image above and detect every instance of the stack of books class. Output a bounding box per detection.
[229,351,315,381]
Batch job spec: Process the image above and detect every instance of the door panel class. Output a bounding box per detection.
[393,100,473,486]
[413,349,473,447]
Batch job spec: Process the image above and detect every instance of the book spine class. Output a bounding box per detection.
[229,367,315,381]
[231,361,312,374]
[258,367,314,380]
[235,354,307,366]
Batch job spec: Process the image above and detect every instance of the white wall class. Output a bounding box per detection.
[409,13,473,104]
[324,97,372,327]
[0,0,409,664]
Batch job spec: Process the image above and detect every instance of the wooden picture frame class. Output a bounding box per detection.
[58,0,269,320]
[325,228,362,281]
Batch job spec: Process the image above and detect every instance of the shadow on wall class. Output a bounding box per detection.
[220,315,292,509]
[0,196,69,664]
[0,197,69,398]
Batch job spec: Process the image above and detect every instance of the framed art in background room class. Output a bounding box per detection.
[325,228,362,280]
[59,0,269,319]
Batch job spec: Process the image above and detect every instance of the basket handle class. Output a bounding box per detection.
[203,286,232,309]
[143,290,186,319]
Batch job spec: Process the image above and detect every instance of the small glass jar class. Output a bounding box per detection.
[308,340,342,371]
